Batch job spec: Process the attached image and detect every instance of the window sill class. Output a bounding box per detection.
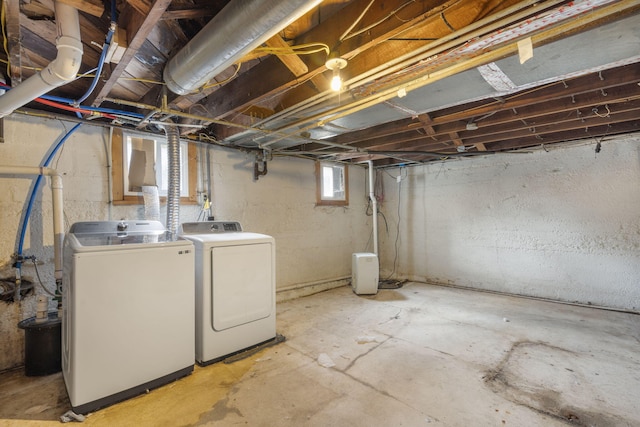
[112,196,198,206]
[315,200,349,207]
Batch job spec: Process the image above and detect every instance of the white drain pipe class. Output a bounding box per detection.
[0,166,64,283]
[0,1,82,117]
[163,0,322,95]
[367,160,378,256]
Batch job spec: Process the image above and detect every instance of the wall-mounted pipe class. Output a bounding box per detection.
[163,0,322,95]
[0,166,64,285]
[0,2,82,117]
[367,160,378,256]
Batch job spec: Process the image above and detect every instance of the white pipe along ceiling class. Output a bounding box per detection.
[0,1,82,118]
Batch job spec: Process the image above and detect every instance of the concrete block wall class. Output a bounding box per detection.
[378,135,640,311]
[0,114,370,371]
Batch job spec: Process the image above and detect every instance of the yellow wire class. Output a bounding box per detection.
[120,77,165,85]
[1,0,10,77]
[256,46,329,56]
[203,62,242,90]
[254,42,330,56]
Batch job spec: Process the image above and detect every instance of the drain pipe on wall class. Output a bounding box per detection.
[367,160,378,256]
[0,1,82,117]
[0,166,64,302]
[163,125,181,236]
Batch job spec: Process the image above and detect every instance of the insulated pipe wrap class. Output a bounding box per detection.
[163,0,322,95]
[164,125,181,236]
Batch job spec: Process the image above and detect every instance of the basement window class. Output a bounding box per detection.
[111,129,197,205]
[316,161,348,206]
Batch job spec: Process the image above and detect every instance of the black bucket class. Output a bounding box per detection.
[17,312,62,376]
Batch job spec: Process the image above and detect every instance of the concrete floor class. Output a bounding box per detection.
[1,282,639,426]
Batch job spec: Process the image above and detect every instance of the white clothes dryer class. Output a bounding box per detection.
[62,221,195,414]
[179,222,276,365]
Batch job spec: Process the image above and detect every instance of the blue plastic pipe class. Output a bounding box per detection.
[17,123,82,258]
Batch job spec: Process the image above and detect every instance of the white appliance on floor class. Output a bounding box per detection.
[179,221,276,365]
[62,220,195,414]
[352,252,379,295]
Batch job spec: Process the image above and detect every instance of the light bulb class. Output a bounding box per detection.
[330,73,342,91]
[325,57,347,92]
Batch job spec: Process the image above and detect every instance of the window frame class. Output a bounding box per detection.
[111,128,197,205]
[315,161,349,206]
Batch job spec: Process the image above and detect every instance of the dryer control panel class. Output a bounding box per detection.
[180,221,243,234]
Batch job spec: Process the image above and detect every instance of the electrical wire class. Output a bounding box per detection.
[120,77,165,85]
[341,0,423,41]
[254,42,330,56]
[32,258,57,297]
[339,0,375,42]
[1,0,9,77]
[203,62,242,90]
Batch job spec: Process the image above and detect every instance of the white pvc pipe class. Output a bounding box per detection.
[367,160,378,256]
[0,166,64,282]
[0,2,82,117]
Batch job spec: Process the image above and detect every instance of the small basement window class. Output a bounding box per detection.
[111,128,197,205]
[316,161,348,206]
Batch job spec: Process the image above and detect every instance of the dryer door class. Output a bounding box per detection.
[210,242,273,331]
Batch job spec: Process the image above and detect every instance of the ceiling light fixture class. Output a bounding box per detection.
[325,57,347,92]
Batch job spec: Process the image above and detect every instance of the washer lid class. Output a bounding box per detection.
[72,233,174,247]
[68,220,170,246]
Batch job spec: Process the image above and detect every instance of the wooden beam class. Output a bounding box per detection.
[417,113,437,136]
[161,5,219,21]
[322,65,640,149]
[448,131,463,147]
[58,0,104,18]
[207,0,521,134]
[264,35,308,77]
[91,0,173,107]
[125,0,152,17]
[5,0,22,84]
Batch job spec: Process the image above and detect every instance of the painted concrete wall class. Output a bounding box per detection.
[0,114,370,371]
[378,135,640,311]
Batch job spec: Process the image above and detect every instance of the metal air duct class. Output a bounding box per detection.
[163,125,181,236]
[163,0,322,95]
[0,2,82,117]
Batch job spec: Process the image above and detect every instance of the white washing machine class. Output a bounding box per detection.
[62,221,195,414]
[179,221,276,365]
